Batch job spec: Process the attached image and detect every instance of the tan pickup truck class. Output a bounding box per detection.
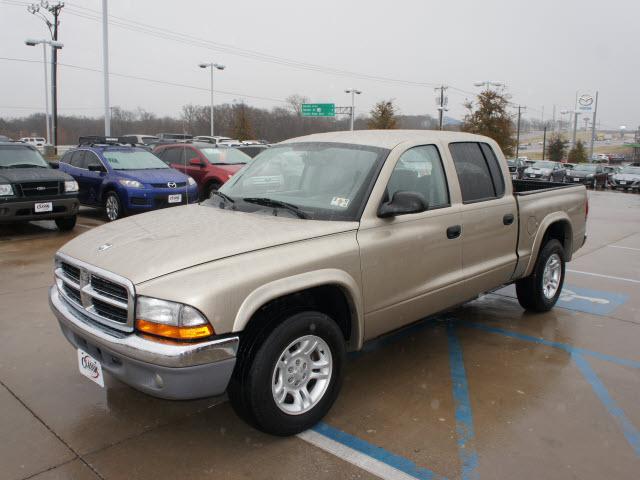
[49,130,587,435]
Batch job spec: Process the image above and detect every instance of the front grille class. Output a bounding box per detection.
[55,256,134,332]
[150,182,187,188]
[91,275,128,302]
[18,181,61,197]
[61,262,80,283]
[92,298,128,323]
[63,283,81,304]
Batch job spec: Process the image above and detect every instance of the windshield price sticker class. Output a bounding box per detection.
[330,197,350,208]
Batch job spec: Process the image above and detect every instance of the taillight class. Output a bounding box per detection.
[585,197,589,218]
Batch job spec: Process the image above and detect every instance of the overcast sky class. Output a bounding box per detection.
[1,0,638,130]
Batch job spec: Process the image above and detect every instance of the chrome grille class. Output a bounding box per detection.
[54,254,135,332]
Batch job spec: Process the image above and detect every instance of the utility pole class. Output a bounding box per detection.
[344,88,362,131]
[515,105,526,161]
[572,111,579,150]
[552,105,556,132]
[199,62,226,136]
[102,0,111,135]
[27,1,64,149]
[435,85,448,130]
[542,125,547,160]
[589,91,599,159]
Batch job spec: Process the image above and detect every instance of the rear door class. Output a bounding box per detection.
[448,142,518,295]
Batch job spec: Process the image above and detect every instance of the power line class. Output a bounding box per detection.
[0,56,288,104]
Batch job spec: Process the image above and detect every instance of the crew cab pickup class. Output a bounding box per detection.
[49,131,587,436]
[0,141,79,229]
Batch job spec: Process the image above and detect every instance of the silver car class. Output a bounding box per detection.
[610,166,640,191]
[523,160,566,182]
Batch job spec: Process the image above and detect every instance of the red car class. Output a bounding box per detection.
[154,143,250,199]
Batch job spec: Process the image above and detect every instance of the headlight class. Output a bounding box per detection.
[135,296,213,340]
[587,174,594,178]
[118,179,143,188]
[64,180,79,192]
[0,184,14,196]
[187,176,196,186]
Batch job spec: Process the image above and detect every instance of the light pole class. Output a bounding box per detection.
[473,80,505,91]
[199,62,226,137]
[25,38,63,144]
[102,0,111,135]
[345,88,361,131]
[562,109,581,150]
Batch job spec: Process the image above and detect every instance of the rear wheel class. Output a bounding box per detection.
[516,239,565,312]
[104,192,123,221]
[54,215,76,231]
[228,311,345,436]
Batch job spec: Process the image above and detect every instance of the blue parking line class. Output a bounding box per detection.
[312,422,447,480]
[446,323,480,480]
[572,353,640,457]
[467,323,640,369]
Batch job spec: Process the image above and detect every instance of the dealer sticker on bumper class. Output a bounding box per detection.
[77,348,104,387]
[34,202,52,213]
[168,194,182,204]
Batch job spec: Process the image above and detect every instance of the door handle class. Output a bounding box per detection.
[503,213,515,225]
[446,225,462,239]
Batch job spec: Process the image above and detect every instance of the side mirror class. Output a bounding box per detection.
[48,161,59,169]
[189,158,206,167]
[377,191,428,218]
[88,164,106,173]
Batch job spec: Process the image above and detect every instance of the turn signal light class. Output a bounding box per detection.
[135,319,214,340]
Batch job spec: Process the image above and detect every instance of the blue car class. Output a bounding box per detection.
[59,138,198,221]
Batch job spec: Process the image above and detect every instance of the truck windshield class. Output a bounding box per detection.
[0,146,50,168]
[200,148,251,164]
[216,142,389,221]
[102,150,170,170]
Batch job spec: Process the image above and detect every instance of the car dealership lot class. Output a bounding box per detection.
[1,191,638,480]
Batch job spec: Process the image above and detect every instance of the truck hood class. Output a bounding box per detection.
[0,167,73,184]
[58,204,358,284]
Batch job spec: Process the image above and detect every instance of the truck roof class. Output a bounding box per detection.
[282,129,490,150]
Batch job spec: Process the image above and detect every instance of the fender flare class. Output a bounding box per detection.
[522,212,573,278]
[232,268,365,350]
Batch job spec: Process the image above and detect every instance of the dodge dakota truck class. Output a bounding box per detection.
[49,130,587,436]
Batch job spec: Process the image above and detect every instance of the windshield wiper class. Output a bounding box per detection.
[212,191,235,204]
[243,197,307,219]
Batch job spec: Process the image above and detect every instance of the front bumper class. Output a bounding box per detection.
[49,285,238,400]
[0,196,79,223]
[123,186,199,211]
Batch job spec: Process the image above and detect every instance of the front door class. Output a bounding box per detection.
[358,144,465,340]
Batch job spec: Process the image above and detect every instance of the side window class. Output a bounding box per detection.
[449,142,501,203]
[479,143,505,196]
[70,151,86,168]
[60,151,72,164]
[386,145,449,209]
[85,152,103,169]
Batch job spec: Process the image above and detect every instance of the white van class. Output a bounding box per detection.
[20,137,47,147]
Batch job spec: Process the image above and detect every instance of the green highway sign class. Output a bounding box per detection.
[301,103,335,117]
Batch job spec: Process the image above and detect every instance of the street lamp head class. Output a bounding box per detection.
[214,63,225,71]
[354,90,362,95]
[50,40,63,49]
[25,39,39,46]
[199,63,209,69]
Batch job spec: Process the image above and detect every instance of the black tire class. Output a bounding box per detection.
[54,215,77,231]
[228,311,345,436]
[515,239,565,312]
[104,191,124,221]
[205,182,222,200]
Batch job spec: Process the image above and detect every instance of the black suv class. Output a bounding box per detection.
[0,142,80,230]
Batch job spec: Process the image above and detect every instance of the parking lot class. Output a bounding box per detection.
[1,190,639,480]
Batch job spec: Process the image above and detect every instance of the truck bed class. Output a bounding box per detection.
[512,179,578,195]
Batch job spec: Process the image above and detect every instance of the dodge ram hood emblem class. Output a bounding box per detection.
[97,243,113,252]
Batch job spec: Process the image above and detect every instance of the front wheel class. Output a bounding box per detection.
[54,215,77,231]
[516,239,565,312]
[104,192,124,221]
[228,311,345,436]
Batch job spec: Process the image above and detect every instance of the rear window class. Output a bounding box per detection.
[449,142,504,203]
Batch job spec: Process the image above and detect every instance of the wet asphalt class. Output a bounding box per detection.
[1,192,639,480]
